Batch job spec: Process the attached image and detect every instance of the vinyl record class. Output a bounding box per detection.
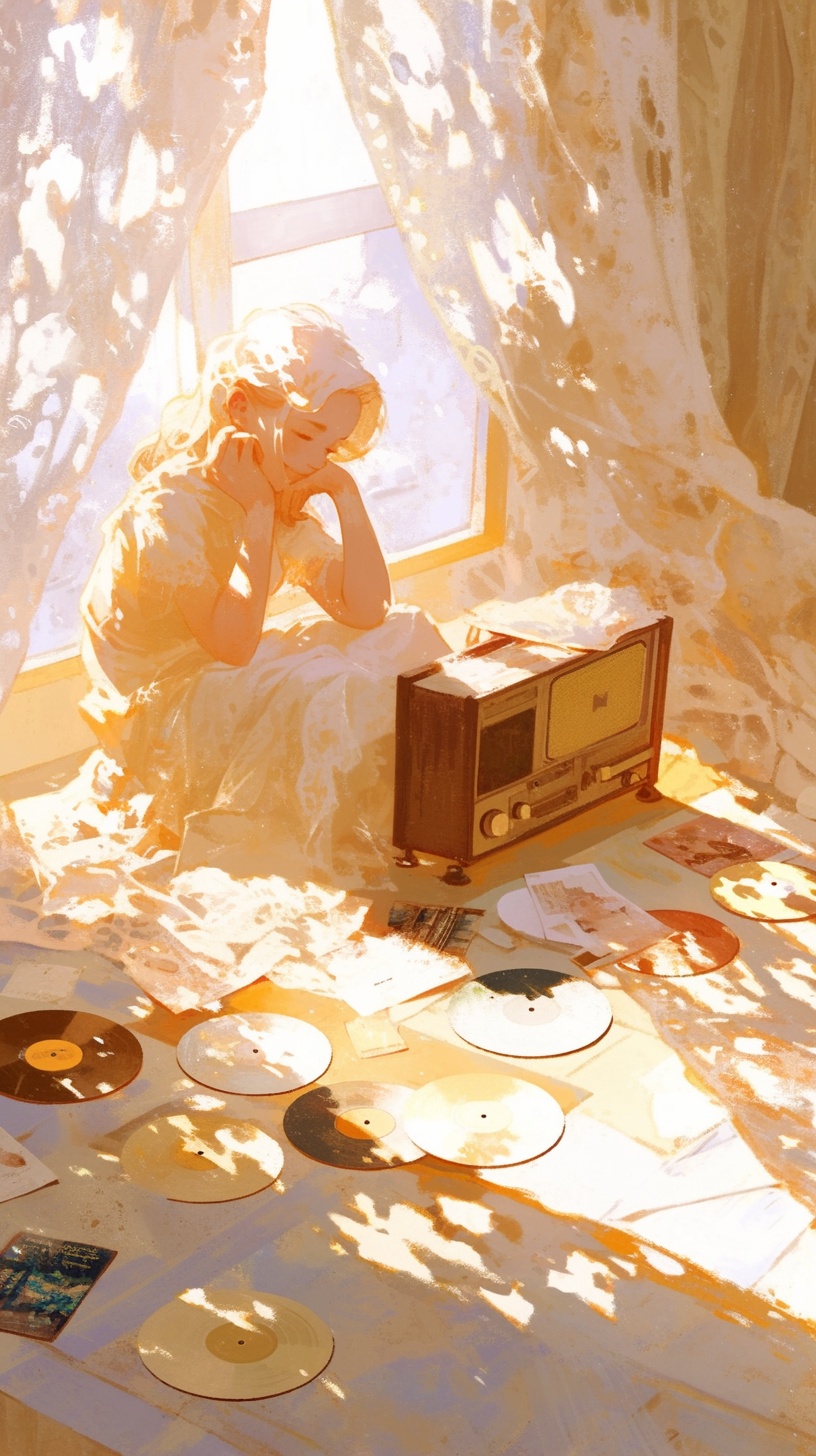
[447,967,612,1057]
[121,1111,284,1203]
[403,1072,564,1167]
[283,1081,425,1170]
[0,1009,142,1104]
[138,1288,333,1399]
[497,889,550,943]
[615,909,740,977]
[709,860,816,922]
[177,1013,332,1095]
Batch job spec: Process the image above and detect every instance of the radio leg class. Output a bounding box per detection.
[441,863,471,887]
[395,849,420,868]
[636,783,662,802]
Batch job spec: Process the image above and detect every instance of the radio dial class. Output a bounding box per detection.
[481,810,510,839]
[512,801,532,821]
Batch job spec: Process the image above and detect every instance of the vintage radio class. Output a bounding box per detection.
[393,615,673,866]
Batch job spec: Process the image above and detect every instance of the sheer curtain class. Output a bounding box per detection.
[327,0,816,802]
[0,0,270,709]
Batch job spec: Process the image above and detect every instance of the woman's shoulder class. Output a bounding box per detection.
[122,464,232,532]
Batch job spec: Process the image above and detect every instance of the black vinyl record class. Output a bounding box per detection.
[283,1081,424,1170]
[0,1010,143,1104]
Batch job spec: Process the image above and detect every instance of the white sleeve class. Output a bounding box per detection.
[275,510,343,592]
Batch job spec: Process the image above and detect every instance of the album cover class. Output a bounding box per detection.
[643,814,796,878]
[0,1232,116,1340]
[387,902,484,958]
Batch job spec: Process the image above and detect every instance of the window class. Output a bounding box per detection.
[26,0,506,661]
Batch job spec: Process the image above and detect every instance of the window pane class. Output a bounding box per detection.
[233,229,480,555]
[228,0,377,214]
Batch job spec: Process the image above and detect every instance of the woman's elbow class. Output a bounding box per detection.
[348,601,390,631]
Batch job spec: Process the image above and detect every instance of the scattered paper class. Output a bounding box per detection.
[644,814,799,878]
[525,865,666,969]
[0,961,80,1004]
[416,640,579,697]
[465,583,660,651]
[0,1127,57,1205]
[345,1014,407,1059]
[606,1121,777,1222]
[89,868,371,1014]
[329,935,469,1017]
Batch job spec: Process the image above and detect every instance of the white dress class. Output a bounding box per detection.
[78,464,448,886]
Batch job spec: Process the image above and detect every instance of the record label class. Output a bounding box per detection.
[447,967,612,1057]
[709,861,816,921]
[138,1289,333,1399]
[177,1013,332,1095]
[0,1010,142,1104]
[121,1112,284,1203]
[25,1040,83,1072]
[403,1072,564,1167]
[615,909,740,977]
[283,1082,424,1169]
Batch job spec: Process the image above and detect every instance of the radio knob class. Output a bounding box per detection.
[512,801,532,821]
[481,809,510,839]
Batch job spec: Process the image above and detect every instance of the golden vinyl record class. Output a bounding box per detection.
[121,1112,284,1202]
[137,1288,333,1399]
[0,1009,142,1103]
[283,1081,425,1169]
[403,1072,564,1167]
[616,909,740,977]
[709,860,816,921]
[176,1013,332,1095]
[447,967,612,1057]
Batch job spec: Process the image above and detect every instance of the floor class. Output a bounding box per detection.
[0,747,815,1454]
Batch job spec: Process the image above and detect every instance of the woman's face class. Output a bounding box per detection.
[228,388,362,486]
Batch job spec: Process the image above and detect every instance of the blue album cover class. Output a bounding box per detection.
[0,1232,116,1341]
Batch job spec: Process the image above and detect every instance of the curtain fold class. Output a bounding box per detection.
[328,0,816,801]
[0,0,271,710]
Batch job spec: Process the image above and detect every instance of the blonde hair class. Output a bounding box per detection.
[129,304,385,482]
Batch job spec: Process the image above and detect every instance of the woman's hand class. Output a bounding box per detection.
[208,428,276,515]
[275,460,355,527]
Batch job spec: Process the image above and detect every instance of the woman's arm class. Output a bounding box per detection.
[283,463,391,630]
[176,433,277,667]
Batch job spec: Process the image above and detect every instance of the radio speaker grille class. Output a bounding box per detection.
[547,643,646,759]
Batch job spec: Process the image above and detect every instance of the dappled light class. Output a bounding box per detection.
[1,0,272,707]
[328,0,816,804]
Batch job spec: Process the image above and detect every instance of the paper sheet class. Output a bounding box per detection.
[329,935,470,1016]
[345,1014,408,1059]
[0,1127,57,1205]
[524,864,666,968]
[465,583,660,650]
[0,961,80,1004]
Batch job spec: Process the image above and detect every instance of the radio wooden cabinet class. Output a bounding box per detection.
[393,616,673,865]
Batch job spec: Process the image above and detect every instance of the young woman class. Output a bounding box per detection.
[79,305,447,884]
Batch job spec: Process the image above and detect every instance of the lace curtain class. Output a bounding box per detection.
[0,0,270,710]
[327,0,816,802]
